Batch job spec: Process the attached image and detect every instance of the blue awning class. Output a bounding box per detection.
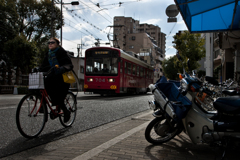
[174,0,240,33]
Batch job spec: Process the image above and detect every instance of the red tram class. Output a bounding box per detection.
[84,47,154,95]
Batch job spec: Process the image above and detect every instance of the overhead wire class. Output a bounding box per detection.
[64,16,99,38]
[78,0,112,23]
[88,0,112,20]
[64,23,98,39]
[63,6,108,35]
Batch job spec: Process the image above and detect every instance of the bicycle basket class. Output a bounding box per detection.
[28,72,44,89]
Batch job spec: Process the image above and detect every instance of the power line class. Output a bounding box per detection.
[64,23,96,38]
[78,0,112,23]
[64,6,108,35]
[88,0,112,20]
[64,17,99,38]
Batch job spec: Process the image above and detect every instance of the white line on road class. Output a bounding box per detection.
[0,106,17,110]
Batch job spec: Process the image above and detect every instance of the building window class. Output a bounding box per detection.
[129,45,134,49]
[132,36,135,40]
[80,66,84,73]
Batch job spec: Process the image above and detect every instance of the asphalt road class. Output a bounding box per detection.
[0,92,153,158]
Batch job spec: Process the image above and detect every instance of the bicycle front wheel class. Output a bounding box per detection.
[59,92,77,127]
[16,93,47,138]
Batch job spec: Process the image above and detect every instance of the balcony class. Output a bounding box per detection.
[155,55,164,62]
[156,50,162,55]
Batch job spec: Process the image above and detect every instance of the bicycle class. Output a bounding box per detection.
[16,67,77,138]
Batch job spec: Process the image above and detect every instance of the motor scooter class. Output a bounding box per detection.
[145,53,240,159]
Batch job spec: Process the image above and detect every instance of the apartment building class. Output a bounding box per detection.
[113,16,166,82]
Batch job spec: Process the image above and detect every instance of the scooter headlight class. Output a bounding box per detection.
[180,79,188,91]
[148,101,156,110]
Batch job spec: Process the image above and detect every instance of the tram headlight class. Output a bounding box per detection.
[87,78,93,82]
[108,78,115,82]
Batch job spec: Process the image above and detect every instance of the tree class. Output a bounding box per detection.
[0,0,18,61]
[0,0,62,68]
[162,56,179,80]
[4,34,38,73]
[172,30,205,72]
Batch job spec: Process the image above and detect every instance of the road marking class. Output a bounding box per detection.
[72,121,150,160]
[0,106,16,110]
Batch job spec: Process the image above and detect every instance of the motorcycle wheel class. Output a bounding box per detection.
[145,117,182,145]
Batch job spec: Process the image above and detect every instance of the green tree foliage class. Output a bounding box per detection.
[162,56,179,80]
[4,34,38,73]
[172,30,206,72]
[0,0,62,69]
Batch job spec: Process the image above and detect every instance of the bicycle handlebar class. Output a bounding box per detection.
[42,65,59,76]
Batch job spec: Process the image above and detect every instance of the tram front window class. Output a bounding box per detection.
[86,57,118,76]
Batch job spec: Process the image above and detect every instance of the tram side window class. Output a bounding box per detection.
[140,67,143,77]
[149,71,153,79]
[120,61,123,73]
[128,62,132,75]
[146,70,149,79]
[137,66,139,76]
[132,64,136,75]
[124,62,127,74]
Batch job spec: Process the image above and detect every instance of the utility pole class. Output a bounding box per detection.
[51,0,54,37]
[77,42,85,57]
[60,0,63,44]
[59,1,79,45]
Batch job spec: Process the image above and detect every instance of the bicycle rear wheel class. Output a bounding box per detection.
[16,93,47,138]
[59,92,77,127]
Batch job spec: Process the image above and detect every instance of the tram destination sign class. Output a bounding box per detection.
[94,51,109,55]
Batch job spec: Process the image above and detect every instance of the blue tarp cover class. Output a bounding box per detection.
[174,0,240,33]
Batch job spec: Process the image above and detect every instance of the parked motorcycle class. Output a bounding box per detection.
[145,53,240,159]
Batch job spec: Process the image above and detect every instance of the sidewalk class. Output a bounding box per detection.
[2,110,240,160]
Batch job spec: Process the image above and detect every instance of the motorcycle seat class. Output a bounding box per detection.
[222,90,240,96]
[213,96,240,114]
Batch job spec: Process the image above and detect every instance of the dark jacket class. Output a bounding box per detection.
[39,46,73,105]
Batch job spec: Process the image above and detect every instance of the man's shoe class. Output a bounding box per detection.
[64,110,71,123]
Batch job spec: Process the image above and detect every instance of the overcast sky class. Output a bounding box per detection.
[58,0,187,58]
